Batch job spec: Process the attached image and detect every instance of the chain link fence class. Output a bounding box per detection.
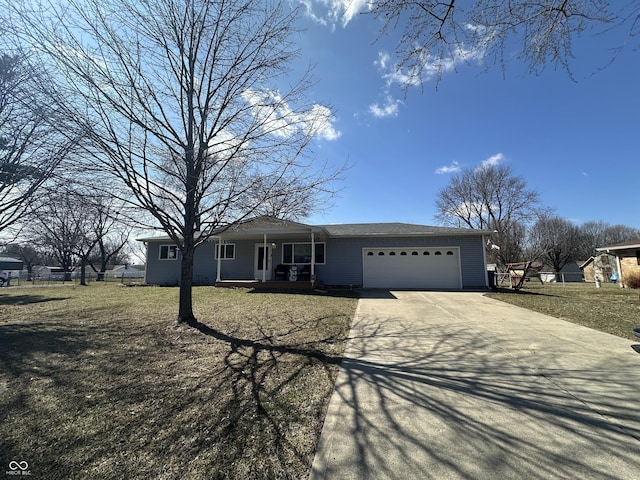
[2,271,145,287]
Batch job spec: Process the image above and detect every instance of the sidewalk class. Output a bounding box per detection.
[310,291,640,480]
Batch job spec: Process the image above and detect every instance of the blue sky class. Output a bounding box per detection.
[290,2,640,230]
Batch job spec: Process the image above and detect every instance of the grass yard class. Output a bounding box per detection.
[486,282,640,340]
[0,284,357,480]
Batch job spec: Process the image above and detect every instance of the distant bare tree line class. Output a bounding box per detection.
[435,163,640,271]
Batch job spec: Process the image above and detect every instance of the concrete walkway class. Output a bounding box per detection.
[310,291,640,480]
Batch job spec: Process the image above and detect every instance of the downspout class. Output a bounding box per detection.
[262,233,267,283]
[215,236,222,283]
[311,230,315,286]
[482,234,489,289]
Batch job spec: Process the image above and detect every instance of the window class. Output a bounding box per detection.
[216,243,235,260]
[400,251,407,256]
[412,251,418,256]
[447,251,454,255]
[367,251,374,256]
[423,251,430,255]
[435,251,442,255]
[159,245,178,260]
[282,243,325,264]
[389,251,396,256]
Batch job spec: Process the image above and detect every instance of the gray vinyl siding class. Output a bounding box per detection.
[144,242,182,286]
[143,234,487,288]
[193,243,218,285]
[322,235,487,288]
[217,241,255,280]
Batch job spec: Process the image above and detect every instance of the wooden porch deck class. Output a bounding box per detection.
[215,280,321,290]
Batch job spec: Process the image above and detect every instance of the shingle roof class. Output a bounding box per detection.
[137,218,492,241]
[319,222,492,237]
[0,256,22,263]
[596,239,640,251]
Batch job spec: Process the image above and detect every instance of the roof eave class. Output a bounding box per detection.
[596,244,640,252]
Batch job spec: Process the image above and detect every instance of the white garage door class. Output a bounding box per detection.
[362,247,462,289]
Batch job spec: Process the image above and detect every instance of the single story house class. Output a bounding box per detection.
[539,261,584,283]
[579,253,618,283]
[0,256,23,272]
[0,256,24,285]
[596,240,640,288]
[110,264,146,279]
[139,216,493,290]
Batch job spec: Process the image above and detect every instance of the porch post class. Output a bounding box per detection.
[262,233,267,283]
[310,231,315,284]
[615,254,623,288]
[216,236,222,282]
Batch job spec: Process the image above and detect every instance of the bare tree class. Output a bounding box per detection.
[88,196,132,280]
[28,187,133,284]
[492,221,528,267]
[435,163,543,266]
[0,243,44,279]
[28,190,94,281]
[528,214,581,272]
[0,51,77,233]
[368,1,637,86]
[576,220,640,259]
[8,0,343,324]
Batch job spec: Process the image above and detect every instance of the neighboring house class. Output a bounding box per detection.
[33,265,71,281]
[138,216,493,290]
[0,256,24,286]
[579,253,618,283]
[558,261,584,282]
[537,261,584,283]
[596,240,640,287]
[110,264,146,279]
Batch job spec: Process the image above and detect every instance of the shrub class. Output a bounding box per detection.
[623,270,640,289]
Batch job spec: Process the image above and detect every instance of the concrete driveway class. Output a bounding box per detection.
[310,291,640,480]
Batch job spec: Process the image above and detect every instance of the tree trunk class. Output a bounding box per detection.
[80,259,87,286]
[177,245,197,325]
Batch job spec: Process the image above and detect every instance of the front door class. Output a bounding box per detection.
[254,244,272,281]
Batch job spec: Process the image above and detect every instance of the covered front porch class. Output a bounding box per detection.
[213,217,326,287]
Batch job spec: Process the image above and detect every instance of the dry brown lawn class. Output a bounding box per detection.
[0,284,357,479]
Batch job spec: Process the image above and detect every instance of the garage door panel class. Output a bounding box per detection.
[363,247,461,289]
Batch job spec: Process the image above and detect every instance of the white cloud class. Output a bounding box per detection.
[375,24,491,91]
[298,0,328,26]
[479,153,504,169]
[374,51,391,71]
[304,104,342,141]
[369,95,401,118]
[342,0,368,26]
[242,89,341,141]
[435,161,461,174]
[298,0,369,28]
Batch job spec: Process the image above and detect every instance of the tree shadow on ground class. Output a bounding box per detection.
[4,295,640,480]
[0,294,70,305]
[310,311,640,480]
[0,307,352,479]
